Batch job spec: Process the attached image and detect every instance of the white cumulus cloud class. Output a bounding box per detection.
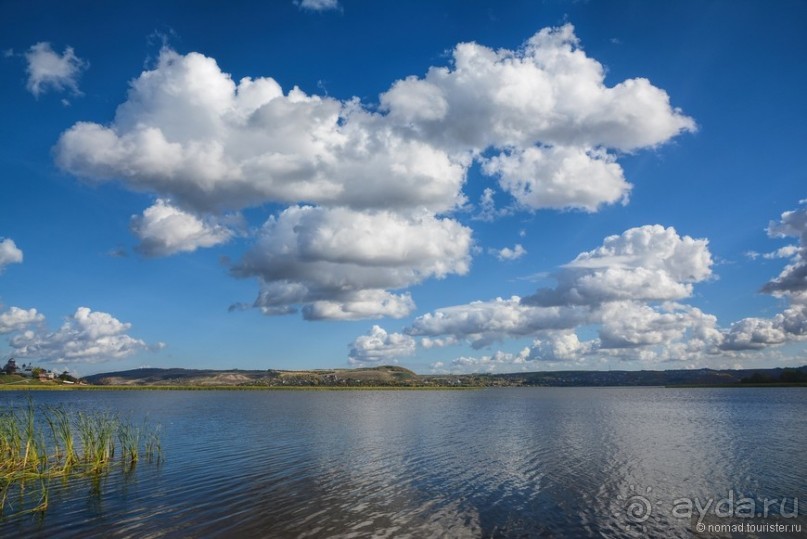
[720,203,807,350]
[530,331,596,362]
[762,245,799,260]
[54,48,466,214]
[8,307,149,364]
[449,349,532,373]
[483,146,630,212]
[493,243,527,261]
[380,24,694,151]
[597,301,721,350]
[406,296,587,349]
[233,206,471,320]
[295,0,340,11]
[761,205,807,298]
[525,225,712,306]
[404,224,720,367]
[720,317,788,351]
[0,307,44,334]
[0,238,23,271]
[474,187,513,221]
[381,24,693,210]
[25,42,87,97]
[348,325,416,364]
[131,199,233,257]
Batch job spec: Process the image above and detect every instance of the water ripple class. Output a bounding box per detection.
[1,388,805,538]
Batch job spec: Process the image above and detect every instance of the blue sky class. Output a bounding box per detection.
[1,0,806,376]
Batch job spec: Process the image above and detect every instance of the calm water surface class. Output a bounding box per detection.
[1,388,805,538]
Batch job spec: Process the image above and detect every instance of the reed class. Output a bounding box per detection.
[44,406,78,471]
[0,399,162,517]
[117,422,140,466]
[143,425,162,464]
[76,411,118,471]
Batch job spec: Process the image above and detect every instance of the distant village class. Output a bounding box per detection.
[2,358,77,384]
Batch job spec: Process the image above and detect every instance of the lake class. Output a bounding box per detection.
[1,387,805,538]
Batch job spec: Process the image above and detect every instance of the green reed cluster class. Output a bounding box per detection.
[0,400,162,516]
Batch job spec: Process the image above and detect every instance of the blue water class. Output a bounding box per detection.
[1,387,805,538]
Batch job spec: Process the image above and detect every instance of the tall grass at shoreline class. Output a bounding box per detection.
[0,400,161,516]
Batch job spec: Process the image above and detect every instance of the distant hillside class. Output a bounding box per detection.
[487,365,807,387]
[81,365,807,388]
[84,365,418,387]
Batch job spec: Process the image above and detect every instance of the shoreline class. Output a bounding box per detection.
[2,383,805,391]
[0,384,480,391]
